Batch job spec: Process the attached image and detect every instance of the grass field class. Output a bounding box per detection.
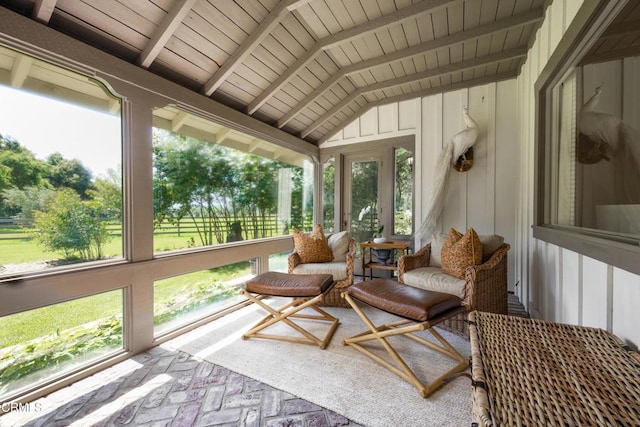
[0,230,286,348]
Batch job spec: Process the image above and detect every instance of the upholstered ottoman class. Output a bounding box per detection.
[241,272,339,349]
[342,278,469,397]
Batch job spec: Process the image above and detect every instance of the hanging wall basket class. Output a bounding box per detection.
[454,146,474,172]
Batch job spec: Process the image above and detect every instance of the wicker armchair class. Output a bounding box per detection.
[288,233,356,308]
[398,240,510,337]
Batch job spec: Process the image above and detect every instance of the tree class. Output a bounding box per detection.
[45,153,93,198]
[87,168,122,222]
[0,135,44,188]
[33,189,111,260]
[153,131,240,246]
[2,186,56,221]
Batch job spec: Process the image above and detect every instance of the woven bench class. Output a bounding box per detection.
[241,272,339,349]
[469,311,640,426]
[342,278,469,397]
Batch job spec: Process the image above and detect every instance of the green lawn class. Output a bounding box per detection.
[0,231,264,347]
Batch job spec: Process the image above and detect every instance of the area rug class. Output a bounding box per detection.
[164,298,472,427]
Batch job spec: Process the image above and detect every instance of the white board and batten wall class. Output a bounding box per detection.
[323,0,640,351]
[321,80,520,294]
[517,0,639,349]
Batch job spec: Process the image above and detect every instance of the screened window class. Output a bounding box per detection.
[152,107,315,253]
[0,45,123,278]
[0,289,123,401]
[394,147,414,235]
[322,160,335,232]
[153,262,252,336]
[545,45,640,241]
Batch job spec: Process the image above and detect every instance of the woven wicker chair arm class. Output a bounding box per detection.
[398,244,430,283]
[287,251,302,273]
[344,239,356,280]
[463,243,510,312]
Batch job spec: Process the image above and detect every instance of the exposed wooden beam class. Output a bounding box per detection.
[201,0,312,97]
[278,8,544,128]
[171,111,189,132]
[215,127,232,144]
[138,0,198,68]
[247,0,459,115]
[248,139,261,152]
[601,19,640,38]
[302,48,527,138]
[9,54,33,87]
[32,0,57,24]
[318,70,518,144]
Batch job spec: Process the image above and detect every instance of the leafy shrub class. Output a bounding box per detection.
[33,189,111,260]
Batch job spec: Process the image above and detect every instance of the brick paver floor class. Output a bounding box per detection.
[0,345,362,426]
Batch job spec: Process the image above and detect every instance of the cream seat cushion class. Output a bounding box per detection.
[292,262,348,281]
[401,266,465,299]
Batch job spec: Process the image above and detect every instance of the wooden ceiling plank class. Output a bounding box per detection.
[325,0,355,30]
[301,47,526,137]
[309,0,342,34]
[279,8,542,128]
[247,0,460,115]
[201,0,309,97]
[602,19,640,38]
[138,0,197,68]
[319,69,517,143]
[32,0,58,24]
[56,0,150,49]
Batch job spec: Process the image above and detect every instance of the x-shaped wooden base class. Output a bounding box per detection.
[342,292,469,397]
[241,290,340,349]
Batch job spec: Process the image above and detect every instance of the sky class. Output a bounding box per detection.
[0,85,121,178]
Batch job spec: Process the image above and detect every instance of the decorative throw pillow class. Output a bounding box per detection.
[429,232,448,267]
[327,231,351,262]
[441,227,483,279]
[292,224,334,264]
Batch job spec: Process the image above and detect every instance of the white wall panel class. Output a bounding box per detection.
[398,99,416,130]
[466,84,493,234]
[544,243,561,322]
[495,79,518,289]
[441,90,467,233]
[581,256,609,329]
[560,249,581,325]
[359,107,377,137]
[611,268,640,347]
[377,103,396,134]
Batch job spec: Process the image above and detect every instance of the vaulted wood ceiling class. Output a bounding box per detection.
[1,0,547,145]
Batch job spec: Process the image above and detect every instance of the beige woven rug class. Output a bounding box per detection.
[165,297,472,427]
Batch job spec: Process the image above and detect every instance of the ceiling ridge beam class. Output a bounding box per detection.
[201,0,311,97]
[301,48,527,138]
[138,0,198,68]
[278,8,544,128]
[318,70,518,145]
[247,0,459,115]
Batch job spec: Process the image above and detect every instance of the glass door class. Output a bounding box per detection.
[344,154,382,255]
